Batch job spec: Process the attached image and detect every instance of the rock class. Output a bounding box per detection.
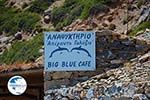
[0,36,11,43]
[44,72,52,81]
[76,76,89,82]
[6,43,11,49]
[98,96,103,100]
[136,84,145,94]
[97,50,113,59]
[10,1,16,6]
[103,96,112,100]
[136,29,150,43]
[44,95,52,100]
[145,93,150,99]
[89,4,109,15]
[14,32,22,40]
[133,94,148,100]
[44,79,70,90]
[110,59,123,64]
[77,28,85,31]
[139,51,150,62]
[80,90,86,98]
[103,83,123,96]
[113,97,132,100]
[117,51,136,60]
[61,97,69,100]
[44,15,50,24]
[121,39,134,46]
[91,21,98,28]
[136,6,150,26]
[111,40,121,48]
[123,83,136,97]
[102,23,108,27]
[39,48,44,54]
[0,32,3,35]
[143,60,150,67]
[7,0,32,9]
[92,73,108,80]
[133,96,141,100]
[35,56,43,65]
[74,96,80,100]
[0,48,3,53]
[52,72,72,80]
[144,83,150,99]
[60,88,69,96]
[86,88,94,99]
[135,45,148,53]
[108,24,116,30]
[107,16,113,22]
[67,93,74,99]
[110,0,118,3]
[56,94,62,99]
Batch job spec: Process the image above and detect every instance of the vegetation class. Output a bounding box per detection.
[129,22,150,36]
[26,0,52,14]
[0,33,43,64]
[0,0,41,36]
[0,0,115,33]
[1,0,148,65]
[51,0,111,30]
[137,0,144,8]
[51,0,82,30]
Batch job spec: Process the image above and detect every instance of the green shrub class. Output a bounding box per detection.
[26,0,51,14]
[0,0,6,5]
[51,7,68,26]
[16,12,40,32]
[0,6,40,36]
[79,0,102,19]
[50,0,110,30]
[137,0,144,8]
[89,2,109,16]
[51,1,79,30]
[129,22,150,36]
[0,33,43,64]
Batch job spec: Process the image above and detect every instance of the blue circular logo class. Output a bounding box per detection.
[7,76,27,95]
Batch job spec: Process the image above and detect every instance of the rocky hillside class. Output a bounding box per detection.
[45,51,150,100]
[0,0,149,65]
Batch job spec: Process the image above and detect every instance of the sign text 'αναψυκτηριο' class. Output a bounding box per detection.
[44,31,95,71]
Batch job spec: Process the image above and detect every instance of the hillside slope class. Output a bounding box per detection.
[0,0,149,65]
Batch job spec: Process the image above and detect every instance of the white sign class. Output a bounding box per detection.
[44,31,95,71]
[7,76,27,95]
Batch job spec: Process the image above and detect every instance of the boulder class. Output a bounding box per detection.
[139,51,150,62]
[108,24,116,30]
[0,36,11,43]
[107,15,113,22]
[136,6,150,26]
[136,29,150,43]
[15,32,22,40]
[44,15,51,24]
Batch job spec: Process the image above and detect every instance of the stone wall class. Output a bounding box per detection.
[44,30,150,92]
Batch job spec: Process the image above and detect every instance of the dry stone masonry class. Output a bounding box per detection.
[44,30,150,99]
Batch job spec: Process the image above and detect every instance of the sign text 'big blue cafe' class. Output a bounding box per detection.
[44,31,95,71]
